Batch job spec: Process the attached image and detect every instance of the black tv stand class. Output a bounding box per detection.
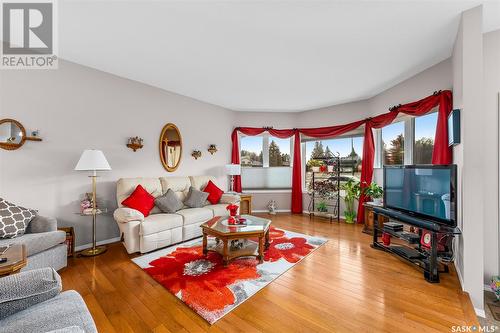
[371,207,461,283]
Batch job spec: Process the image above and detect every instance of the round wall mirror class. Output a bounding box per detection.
[0,119,26,150]
[159,123,182,172]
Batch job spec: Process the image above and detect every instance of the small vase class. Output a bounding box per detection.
[373,198,383,206]
[312,166,320,172]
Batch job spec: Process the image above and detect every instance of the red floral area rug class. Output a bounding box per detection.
[132,226,327,324]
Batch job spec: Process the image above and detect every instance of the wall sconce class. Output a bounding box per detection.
[191,150,202,160]
[207,144,218,155]
[126,136,144,152]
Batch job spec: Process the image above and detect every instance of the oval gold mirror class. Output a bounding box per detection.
[159,123,182,172]
[0,119,26,150]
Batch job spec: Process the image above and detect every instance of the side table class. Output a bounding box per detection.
[0,244,27,277]
[239,194,252,215]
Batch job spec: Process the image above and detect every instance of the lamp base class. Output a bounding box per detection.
[80,246,107,257]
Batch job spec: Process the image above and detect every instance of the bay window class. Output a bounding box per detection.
[240,134,293,190]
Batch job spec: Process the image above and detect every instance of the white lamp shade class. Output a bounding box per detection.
[225,164,241,176]
[75,150,111,171]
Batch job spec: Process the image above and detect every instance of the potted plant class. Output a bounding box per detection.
[364,182,383,205]
[317,201,328,213]
[307,159,323,172]
[340,178,361,224]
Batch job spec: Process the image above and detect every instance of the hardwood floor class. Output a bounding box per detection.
[60,214,479,333]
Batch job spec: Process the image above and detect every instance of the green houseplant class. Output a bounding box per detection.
[316,201,328,213]
[364,182,383,205]
[307,159,324,172]
[340,178,361,223]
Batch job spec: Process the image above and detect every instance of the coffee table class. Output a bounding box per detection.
[201,215,271,266]
[0,244,27,277]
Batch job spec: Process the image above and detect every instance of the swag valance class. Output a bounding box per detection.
[231,90,453,221]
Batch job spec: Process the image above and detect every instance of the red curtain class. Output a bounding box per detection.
[356,90,453,222]
[232,90,453,221]
[299,120,366,138]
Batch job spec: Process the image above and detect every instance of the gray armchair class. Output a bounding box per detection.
[0,215,67,271]
[0,268,97,333]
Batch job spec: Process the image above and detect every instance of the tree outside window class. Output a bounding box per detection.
[414,112,437,164]
[269,138,291,167]
[382,121,404,165]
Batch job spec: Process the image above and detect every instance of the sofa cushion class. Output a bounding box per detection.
[122,185,155,217]
[0,198,37,239]
[203,180,224,204]
[155,189,184,213]
[205,204,230,217]
[160,177,191,202]
[190,175,216,191]
[176,208,213,226]
[0,290,97,333]
[0,267,62,320]
[116,178,162,214]
[46,326,85,333]
[184,187,209,208]
[0,231,66,256]
[141,214,183,236]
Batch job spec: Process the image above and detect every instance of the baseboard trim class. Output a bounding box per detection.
[302,211,346,220]
[475,308,486,318]
[75,237,121,252]
[252,209,291,213]
[454,262,465,291]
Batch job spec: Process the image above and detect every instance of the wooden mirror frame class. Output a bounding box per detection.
[159,123,182,172]
[0,118,26,151]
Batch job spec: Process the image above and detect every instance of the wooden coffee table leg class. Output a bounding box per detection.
[258,236,264,264]
[222,239,229,267]
[202,232,208,255]
[265,229,270,249]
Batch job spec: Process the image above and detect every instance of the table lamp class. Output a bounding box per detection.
[75,149,111,256]
[225,164,241,193]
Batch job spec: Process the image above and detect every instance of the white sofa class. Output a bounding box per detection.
[113,176,240,254]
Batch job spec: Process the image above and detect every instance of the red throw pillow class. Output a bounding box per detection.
[203,180,224,204]
[121,185,155,217]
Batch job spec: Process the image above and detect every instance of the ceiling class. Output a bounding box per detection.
[59,0,500,112]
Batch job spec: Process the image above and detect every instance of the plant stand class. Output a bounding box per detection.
[308,155,340,223]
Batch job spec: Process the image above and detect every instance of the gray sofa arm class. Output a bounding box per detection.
[0,267,62,320]
[26,215,57,233]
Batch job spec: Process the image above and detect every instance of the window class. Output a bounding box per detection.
[269,137,291,167]
[382,121,404,165]
[414,112,438,164]
[240,134,292,190]
[304,135,363,190]
[374,112,439,168]
[240,136,263,167]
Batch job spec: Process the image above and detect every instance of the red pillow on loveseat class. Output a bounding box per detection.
[203,180,224,204]
[121,185,155,217]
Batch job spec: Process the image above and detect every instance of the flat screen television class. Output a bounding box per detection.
[383,165,457,227]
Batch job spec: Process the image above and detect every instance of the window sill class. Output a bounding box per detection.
[242,189,292,194]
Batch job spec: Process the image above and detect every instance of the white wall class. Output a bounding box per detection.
[452,5,485,314]
[483,29,500,286]
[0,60,235,247]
